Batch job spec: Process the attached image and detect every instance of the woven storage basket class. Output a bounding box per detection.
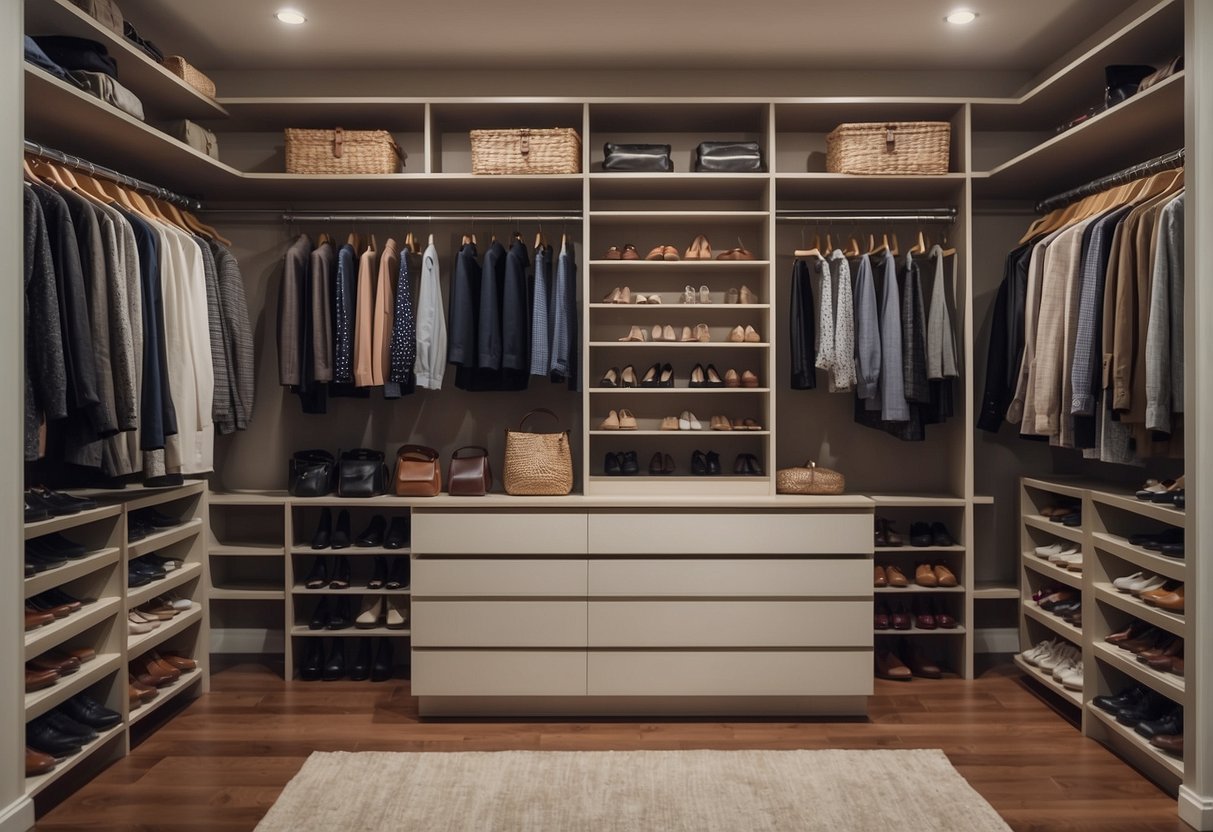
[164,56,216,98]
[826,121,950,175]
[285,128,404,175]
[470,128,581,175]
[775,461,846,495]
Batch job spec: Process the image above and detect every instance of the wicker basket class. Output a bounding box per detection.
[164,56,216,99]
[775,461,846,495]
[826,122,950,175]
[470,128,581,175]
[285,128,404,175]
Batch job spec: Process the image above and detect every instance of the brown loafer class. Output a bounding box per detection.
[605,245,622,260]
[933,564,958,587]
[1152,586,1185,612]
[914,563,938,587]
[26,747,56,776]
[874,566,888,588]
[644,245,666,261]
[24,667,60,692]
[622,244,640,260]
[875,649,912,681]
[885,566,910,588]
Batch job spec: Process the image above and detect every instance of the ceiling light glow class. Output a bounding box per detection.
[945,8,978,24]
[275,8,307,24]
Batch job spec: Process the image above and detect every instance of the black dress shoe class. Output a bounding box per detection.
[620,451,639,476]
[650,453,666,476]
[322,641,345,681]
[371,639,393,682]
[385,558,410,590]
[143,474,184,488]
[329,557,351,590]
[356,515,387,547]
[368,556,388,589]
[691,450,707,476]
[33,534,87,559]
[304,557,329,589]
[25,719,83,757]
[33,488,98,514]
[25,561,36,578]
[1160,543,1185,558]
[309,598,330,630]
[744,454,762,476]
[127,520,153,543]
[42,588,87,608]
[604,453,621,476]
[131,508,180,529]
[705,451,721,476]
[1136,707,1183,739]
[24,496,51,523]
[1061,512,1082,527]
[26,550,67,572]
[42,710,98,742]
[326,597,351,630]
[130,557,166,580]
[1117,690,1170,726]
[909,522,933,547]
[61,694,120,730]
[1093,685,1149,714]
[299,639,324,681]
[930,522,956,546]
[311,508,332,550]
[384,517,410,550]
[330,510,352,550]
[349,639,371,681]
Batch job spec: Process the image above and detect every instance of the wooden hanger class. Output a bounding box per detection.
[98,179,140,213]
[23,157,43,183]
[534,228,547,250]
[844,233,861,258]
[793,230,821,259]
[182,208,232,246]
[428,232,435,247]
[938,229,957,258]
[909,229,927,256]
[867,233,891,257]
[824,232,834,253]
[317,232,332,246]
[403,231,416,255]
[889,232,900,257]
[30,159,72,189]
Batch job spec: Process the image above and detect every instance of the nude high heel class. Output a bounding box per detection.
[619,326,646,342]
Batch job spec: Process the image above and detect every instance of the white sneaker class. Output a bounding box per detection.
[1131,575,1166,596]
[1021,639,1055,666]
[1035,542,1069,558]
[1113,572,1145,592]
[1057,553,1083,571]
[1046,545,1081,563]
[1058,661,1084,690]
[1039,643,1078,672]
[1051,656,1077,682]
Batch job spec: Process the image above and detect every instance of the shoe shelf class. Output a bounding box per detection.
[127,562,204,609]
[209,586,285,601]
[1086,704,1184,781]
[1022,555,1084,590]
[24,504,123,541]
[588,260,771,271]
[1021,477,1091,500]
[292,585,412,596]
[1091,641,1184,701]
[588,304,772,312]
[1091,533,1185,581]
[127,603,203,657]
[290,626,411,638]
[972,583,1019,600]
[874,545,965,553]
[879,625,966,636]
[24,722,126,799]
[1013,654,1083,708]
[127,517,204,559]
[1089,490,1185,528]
[290,546,412,557]
[588,341,769,349]
[868,494,969,507]
[1022,515,1085,545]
[208,543,286,557]
[128,669,205,727]
[75,480,208,512]
[589,430,771,438]
[1022,602,1083,644]
[588,388,772,394]
[24,547,121,597]
[1092,583,1185,638]
[24,652,123,721]
[24,597,123,659]
[874,586,965,594]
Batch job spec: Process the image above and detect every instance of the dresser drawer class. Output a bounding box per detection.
[587,650,873,696]
[588,601,872,648]
[588,559,870,597]
[411,601,587,647]
[412,650,586,695]
[413,559,587,597]
[587,512,870,555]
[412,512,588,554]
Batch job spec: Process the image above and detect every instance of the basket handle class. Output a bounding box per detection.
[885,124,896,152]
[333,127,344,158]
[519,128,530,157]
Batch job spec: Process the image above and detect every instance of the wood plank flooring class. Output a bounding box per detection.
[35,659,1188,831]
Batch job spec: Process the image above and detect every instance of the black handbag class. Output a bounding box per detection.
[338,448,388,498]
[288,450,335,497]
[603,143,673,172]
[694,141,765,172]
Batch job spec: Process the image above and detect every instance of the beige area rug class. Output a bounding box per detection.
[254,749,1012,831]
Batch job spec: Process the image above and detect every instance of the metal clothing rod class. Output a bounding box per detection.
[776,210,956,224]
[23,140,202,210]
[1034,148,1185,214]
[282,212,583,223]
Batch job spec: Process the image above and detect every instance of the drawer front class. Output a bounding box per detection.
[588,601,872,647]
[412,601,586,647]
[412,512,588,555]
[413,559,587,597]
[587,650,873,696]
[412,650,586,695]
[587,512,870,555]
[588,559,869,597]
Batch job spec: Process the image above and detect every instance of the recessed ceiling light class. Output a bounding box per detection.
[275,8,307,24]
[945,8,978,24]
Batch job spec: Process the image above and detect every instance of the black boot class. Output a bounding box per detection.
[329,556,351,589]
[356,515,387,547]
[368,556,388,590]
[349,639,371,681]
[327,597,351,630]
[311,509,333,549]
[371,639,393,682]
[322,640,345,681]
[304,557,329,589]
[385,558,411,590]
[384,516,410,550]
[299,639,324,681]
[308,598,329,630]
[330,510,352,549]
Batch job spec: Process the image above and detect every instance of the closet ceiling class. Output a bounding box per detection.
[120,0,1140,71]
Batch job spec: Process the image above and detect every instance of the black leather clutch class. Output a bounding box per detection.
[603,143,673,172]
[694,141,765,172]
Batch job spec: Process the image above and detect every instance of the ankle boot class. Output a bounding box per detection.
[384,516,410,550]
[371,639,393,682]
[330,510,352,549]
[309,597,329,630]
[368,556,388,590]
[356,515,387,548]
[304,557,328,589]
[299,639,324,681]
[349,639,371,681]
[329,556,351,589]
[311,509,333,550]
[385,558,410,590]
[322,641,345,681]
[326,597,351,630]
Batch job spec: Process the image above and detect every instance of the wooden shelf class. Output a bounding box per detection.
[25,653,123,721]
[868,494,967,507]
[588,341,768,349]
[210,97,424,131]
[24,547,120,598]
[875,545,965,553]
[25,504,122,541]
[25,597,122,660]
[875,625,966,636]
[1013,653,1083,707]
[775,173,966,201]
[92,480,208,512]
[1091,532,1185,581]
[291,586,411,596]
[1092,583,1184,638]
[128,517,204,559]
[588,430,770,437]
[1023,554,1084,590]
[1021,477,1090,500]
[588,387,771,394]
[1091,642,1184,701]
[24,723,125,799]
[290,546,411,557]
[589,172,769,201]
[128,670,204,727]
[127,604,203,656]
[208,491,290,506]
[1023,515,1084,544]
[587,304,771,311]
[210,587,285,601]
[874,585,965,594]
[589,210,770,222]
[1087,704,1184,780]
[290,626,411,638]
[1022,602,1082,644]
[127,562,204,608]
[224,172,585,202]
[208,544,286,557]
[589,260,770,269]
[1089,489,1185,528]
[973,583,1019,600]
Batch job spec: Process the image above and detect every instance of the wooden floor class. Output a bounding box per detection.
[35,658,1187,831]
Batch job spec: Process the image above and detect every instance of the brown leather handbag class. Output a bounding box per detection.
[393,445,441,497]
[448,446,493,497]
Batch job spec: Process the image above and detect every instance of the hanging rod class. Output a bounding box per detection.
[1034,148,1184,214]
[281,211,583,223]
[775,209,956,224]
[23,140,202,210]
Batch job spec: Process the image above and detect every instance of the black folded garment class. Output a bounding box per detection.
[24,35,85,88]
[33,36,118,78]
[124,21,164,63]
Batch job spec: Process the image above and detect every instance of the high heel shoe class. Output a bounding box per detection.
[685,234,712,260]
[640,363,662,388]
[618,409,638,430]
[744,325,761,342]
[328,557,351,590]
[304,557,329,589]
[619,326,646,342]
[689,364,707,388]
[705,364,725,387]
[600,410,621,430]
[698,285,711,304]
[651,324,674,342]
[659,363,674,387]
[694,323,711,342]
[724,369,740,388]
[651,324,665,342]
[683,285,697,304]
[311,508,332,549]
[739,285,757,304]
[599,367,620,388]
[620,365,638,387]
[680,325,695,342]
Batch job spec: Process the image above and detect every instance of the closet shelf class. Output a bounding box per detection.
[25,597,123,660]
[874,545,965,553]
[868,494,967,507]
[127,562,204,609]
[774,173,966,201]
[874,586,965,594]
[128,670,205,727]
[224,172,586,201]
[24,723,125,799]
[1091,641,1184,701]
[290,586,412,596]
[589,210,770,221]
[1021,477,1091,500]
[589,260,770,269]
[210,586,285,601]
[1086,704,1184,780]
[25,504,122,541]
[1090,533,1185,581]
[875,625,966,636]
[588,304,772,311]
[588,342,769,349]
[1022,555,1083,590]
[25,653,123,721]
[588,173,769,201]
[1013,654,1083,707]
[1089,490,1185,527]
[290,626,411,638]
[208,97,426,131]
[25,0,229,120]
[128,518,204,559]
[127,604,204,656]
[208,492,290,506]
[1022,515,1084,545]
[587,387,772,394]
[1092,583,1185,638]
[91,480,209,511]
[588,430,771,437]
[24,548,121,598]
[208,544,286,557]
[1022,601,1082,643]
[972,583,1019,600]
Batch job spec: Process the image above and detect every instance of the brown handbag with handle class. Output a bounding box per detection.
[393,445,441,497]
[448,446,493,496]
[503,409,573,496]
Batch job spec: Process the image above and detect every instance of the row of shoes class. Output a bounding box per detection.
[600,363,759,389]
[874,563,958,588]
[602,450,763,477]
[304,556,410,590]
[25,646,97,692]
[26,693,122,775]
[875,641,947,681]
[128,553,183,587]
[618,324,761,343]
[1019,639,1083,690]
[299,637,396,682]
[311,509,409,550]
[128,595,193,635]
[25,588,90,631]
[1033,541,1082,571]
[1092,685,1183,756]
[309,596,409,630]
[1039,503,1081,526]
[601,285,760,305]
[601,410,760,432]
[129,651,198,707]
[874,599,957,631]
[128,507,184,542]
[1113,574,1185,612]
[1136,476,1185,509]
[1033,587,1082,627]
[1127,528,1184,558]
[873,519,957,548]
[25,486,97,523]
[1107,622,1184,675]
[25,532,90,577]
[603,239,755,261]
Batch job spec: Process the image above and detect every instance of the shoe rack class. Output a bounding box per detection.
[22,482,208,807]
[1018,477,1187,793]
